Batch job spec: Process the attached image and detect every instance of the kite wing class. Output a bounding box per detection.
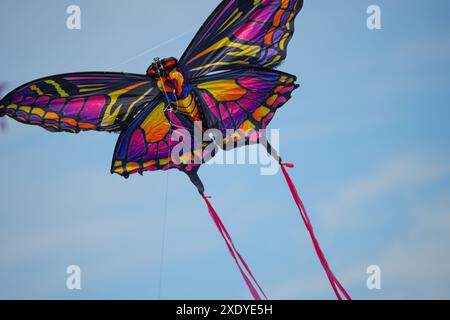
[192,68,298,147]
[180,0,304,78]
[111,96,208,186]
[0,72,159,133]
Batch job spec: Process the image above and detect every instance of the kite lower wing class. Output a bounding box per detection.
[192,68,299,148]
[111,96,210,184]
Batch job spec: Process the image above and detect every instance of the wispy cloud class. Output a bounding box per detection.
[317,151,450,229]
[271,152,450,299]
[270,190,450,299]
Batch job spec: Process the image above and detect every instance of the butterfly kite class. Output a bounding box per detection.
[0,85,6,132]
[0,0,350,300]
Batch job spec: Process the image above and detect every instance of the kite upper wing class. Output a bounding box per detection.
[0,72,159,133]
[180,0,304,78]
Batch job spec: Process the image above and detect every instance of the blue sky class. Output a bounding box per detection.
[0,0,449,299]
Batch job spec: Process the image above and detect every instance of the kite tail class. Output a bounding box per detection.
[201,195,267,300]
[279,162,351,300]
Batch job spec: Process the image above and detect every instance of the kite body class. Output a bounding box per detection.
[0,0,351,300]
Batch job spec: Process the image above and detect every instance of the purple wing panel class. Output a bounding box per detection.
[0,72,159,133]
[192,69,299,146]
[180,0,304,78]
[111,97,207,177]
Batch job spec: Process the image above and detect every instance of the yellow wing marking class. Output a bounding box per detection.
[197,80,246,101]
[187,38,259,64]
[100,82,147,127]
[32,108,45,117]
[219,9,242,32]
[79,87,108,93]
[77,84,106,88]
[19,106,31,113]
[30,85,44,96]
[264,55,281,67]
[190,60,249,72]
[45,80,69,97]
[219,8,239,31]
[123,88,154,122]
[240,120,256,134]
[140,102,171,143]
[253,106,270,121]
[279,33,290,50]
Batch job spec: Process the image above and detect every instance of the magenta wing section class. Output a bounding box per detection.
[192,68,299,146]
[111,97,207,178]
[0,72,159,133]
[180,0,304,78]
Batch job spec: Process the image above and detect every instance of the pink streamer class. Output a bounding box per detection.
[280,163,351,300]
[202,195,267,300]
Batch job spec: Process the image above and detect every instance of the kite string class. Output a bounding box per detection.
[157,169,169,299]
[106,29,194,71]
[155,59,173,300]
[279,162,351,300]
